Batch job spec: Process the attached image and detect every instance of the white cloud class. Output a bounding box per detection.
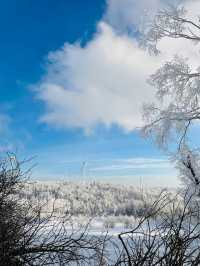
[36,0,200,133]
[37,22,160,132]
[91,157,172,171]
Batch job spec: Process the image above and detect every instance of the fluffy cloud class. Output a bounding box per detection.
[37,23,161,132]
[36,0,200,133]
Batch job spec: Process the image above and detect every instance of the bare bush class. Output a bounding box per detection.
[116,190,200,266]
[0,154,108,265]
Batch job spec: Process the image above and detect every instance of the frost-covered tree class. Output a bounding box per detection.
[142,5,200,194]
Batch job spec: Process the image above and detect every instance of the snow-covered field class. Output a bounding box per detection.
[18,181,182,264]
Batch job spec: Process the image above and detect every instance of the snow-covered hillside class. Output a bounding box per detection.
[19,181,173,218]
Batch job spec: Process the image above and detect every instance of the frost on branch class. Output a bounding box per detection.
[176,147,200,198]
[143,56,200,148]
[143,6,200,54]
[142,5,200,192]
[142,4,200,148]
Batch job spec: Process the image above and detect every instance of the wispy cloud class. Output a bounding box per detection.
[91,157,172,172]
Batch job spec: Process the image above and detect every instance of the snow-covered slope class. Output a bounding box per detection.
[19,181,173,218]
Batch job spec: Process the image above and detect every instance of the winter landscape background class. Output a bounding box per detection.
[20,181,175,231]
[1,0,200,264]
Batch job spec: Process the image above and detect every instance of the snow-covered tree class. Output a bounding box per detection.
[142,5,200,194]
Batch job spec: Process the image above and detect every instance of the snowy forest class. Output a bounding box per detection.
[20,181,169,217]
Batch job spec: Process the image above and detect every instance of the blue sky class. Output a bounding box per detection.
[2,0,195,186]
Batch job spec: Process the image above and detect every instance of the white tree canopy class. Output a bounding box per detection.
[142,5,200,193]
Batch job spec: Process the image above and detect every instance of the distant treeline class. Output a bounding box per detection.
[19,181,173,217]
